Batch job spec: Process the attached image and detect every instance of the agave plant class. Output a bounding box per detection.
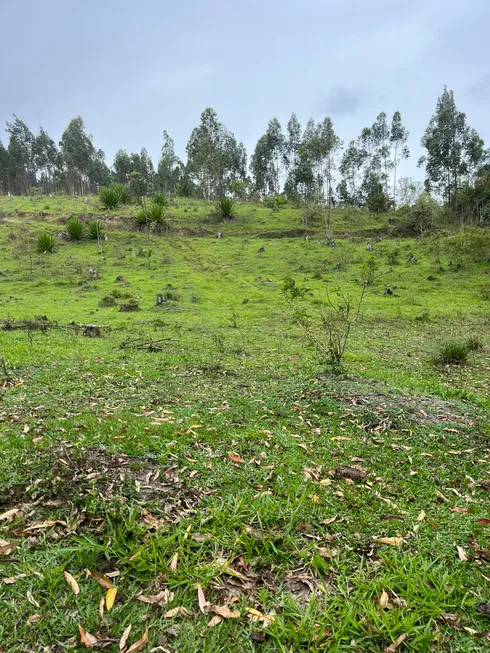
[66,216,85,241]
[36,232,56,254]
[135,207,149,230]
[99,183,128,210]
[217,197,235,219]
[153,192,169,207]
[87,220,102,240]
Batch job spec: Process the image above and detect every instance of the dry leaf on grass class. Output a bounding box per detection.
[26,590,40,608]
[0,508,20,522]
[211,605,240,619]
[169,553,179,571]
[384,633,407,652]
[106,586,118,611]
[89,570,115,590]
[379,590,390,609]
[136,589,174,606]
[245,607,276,625]
[416,510,426,522]
[78,625,98,648]
[64,571,80,597]
[126,625,149,653]
[227,453,244,464]
[378,537,404,547]
[197,585,209,613]
[119,624,132,651]
[456,546,468,561]
[164,606,191,619]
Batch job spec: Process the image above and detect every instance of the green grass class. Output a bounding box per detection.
[1,196,490,651]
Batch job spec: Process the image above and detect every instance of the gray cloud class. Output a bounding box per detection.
[323,86,362,115]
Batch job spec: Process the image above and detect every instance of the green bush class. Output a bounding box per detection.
[99,183,128,209]
[433,340,470,365]
[409,193,440,235]
[135,208,148,229]
[264,195,287,210]
[217,197,236,219]
[36,232,56,254]
[66,217,85,241]
[147,202,166,225]
[153,192,169,207]
[87,220,102,240]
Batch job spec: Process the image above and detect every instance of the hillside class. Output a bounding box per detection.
[0,197,490,652]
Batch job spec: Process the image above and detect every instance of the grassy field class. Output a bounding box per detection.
[1,197,490,652]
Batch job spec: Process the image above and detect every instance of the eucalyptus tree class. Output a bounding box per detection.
[156,131,183,193]
[6,115,36,194]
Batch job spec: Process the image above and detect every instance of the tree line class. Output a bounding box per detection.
[0,86,488,219]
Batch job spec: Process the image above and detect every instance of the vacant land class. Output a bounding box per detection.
[1,197,490,652]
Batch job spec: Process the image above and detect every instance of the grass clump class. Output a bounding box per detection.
[434,340,470,365]
[119,298,140,312]
[217,197,236,219]
[99,183,128,210]
[66,216,85,241]
[147,202,166,229]
[98,295,118,307]
[36,232,56,254]
[87,219,102,240]
[153,192,169,207]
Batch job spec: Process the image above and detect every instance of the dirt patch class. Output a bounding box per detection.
[308,377,482,428]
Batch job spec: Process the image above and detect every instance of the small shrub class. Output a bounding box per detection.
[153,192,169,207]
[98,295,117,307]
[119,299,140,312]
[66,217,85,241]
[466,335,483,351]
[36,232,56,254]
[147,202,166,227]
[135,209,148,229]
[434,340,470,365]
[264,195,287,210]
[87,220,102,240]
[99,183,128,209]
[217,197,236,219]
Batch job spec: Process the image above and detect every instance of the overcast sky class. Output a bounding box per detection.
[1,0,489,181]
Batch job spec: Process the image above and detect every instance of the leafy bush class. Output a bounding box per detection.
[147,202,166,225]
[409,193,440,235]
[153,192,169,207]
[98,295,117,307]
[433,340,470,365]
[87,220,102,240]
[119,298,140,312]
[217,197,236,219]
[36,232,56,254]
[128,172,147,200]
[264,195,287,210]
[66,217,85,241]
[99,183,128,209]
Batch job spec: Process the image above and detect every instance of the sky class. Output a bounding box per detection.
[1,0,489,182]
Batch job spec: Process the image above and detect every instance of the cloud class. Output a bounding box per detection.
[467,73,490,101]
[323,85,362,115]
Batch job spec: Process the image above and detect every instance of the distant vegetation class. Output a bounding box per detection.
[0,86,488,230]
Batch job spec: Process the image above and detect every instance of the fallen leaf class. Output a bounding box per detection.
[197,585,208,613]
[385,633,408,652]
[64,570,80,597]
[476,519,490,525]
[164,606,191,619]
[335,465,367,481]
[449,506,470,514]
[78,625,98,648]
[136,589,174,606]
[169,552,179,571]
[0,508,20,522]
[378,537,404,547]
[211,605,240,619]
[106,586,118,611]
[119,624,132,651]
[315,546,337,559]
[416,510,426,522]
[192,533,212,543]
[206,614,223,629]
[456,545,468,561]
[476,602,490,619]
[126,625,149,653]
[89,570,115,590]
[27,614,41,624]
[379,590,390,609]
[436,491,449,502]
[0,542,16,556]
[99,596,104,620]
[227,453,244,464]
[2,577,17,585]
[26,590,40,608]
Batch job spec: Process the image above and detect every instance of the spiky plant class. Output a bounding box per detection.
[433,340,470,365]
[66,217,85,241]
[153,192,169,207]
[147,202,166,231]
[135,208,148,230]
[217,197,236,219]
[36,232,56,254]
[99,183,128,210]
[87,220,102,240]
